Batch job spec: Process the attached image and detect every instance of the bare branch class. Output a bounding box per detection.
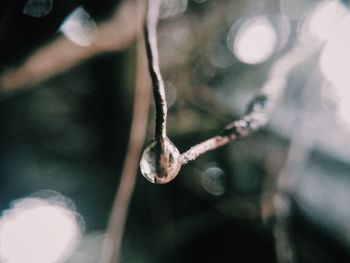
[99,5,151,263]
[179,44,317,165]
[141,0,321,185]
[142,0,176,182]
[142,0,282,182]
[179,95,269,165]
[144,0,167,140]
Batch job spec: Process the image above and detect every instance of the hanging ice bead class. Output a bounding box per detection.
[140,137,181,184]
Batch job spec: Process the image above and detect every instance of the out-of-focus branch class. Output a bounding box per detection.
[0,0,145,92]
[272,51,321,263]
[179,44,317,165]
[99,17,151,263]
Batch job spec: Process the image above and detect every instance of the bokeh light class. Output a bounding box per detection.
[60,7,97,47]
[319,11,350,128]
[200,166,227,196]
[300,0,349,43]
[23,0,53,17]
[229,16,277,65]
[0,191,83,263]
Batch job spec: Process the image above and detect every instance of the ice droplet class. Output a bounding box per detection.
[23,0,53,17]
[140,137,181,184]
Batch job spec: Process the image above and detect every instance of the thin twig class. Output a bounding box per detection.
[179,44,318,165]
[143,0,281,179]
[99,5,151,263]
[144,0,167,140]
[179,94,270,164]
[272,54,321,263]
[144,0,176,181]
[143,1,319,184]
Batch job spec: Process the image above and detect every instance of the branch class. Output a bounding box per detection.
[141,0,320,184]
[141,0,177,183]
[99,5,151,263]
[142,0,281,183]
[0,0,145,92]
[179,94,269,164]
[144,0,167,139]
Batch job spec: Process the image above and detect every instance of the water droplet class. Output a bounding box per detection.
[23,0,53,17]
[140,137,181,184]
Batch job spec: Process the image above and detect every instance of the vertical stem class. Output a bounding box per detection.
[144,0,167,140]
[143,0,172,180]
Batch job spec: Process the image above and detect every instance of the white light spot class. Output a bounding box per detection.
[200,166,227,196]
[60,7,97,47]
[160,0,188,19]
[231,16,277,65]
[23,0,53,17]
[320,15,350,87]
[0,192,83,263]
[300,0,349,43]
[320,14,350,128]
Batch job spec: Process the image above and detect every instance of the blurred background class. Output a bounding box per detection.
[1,0,350,262]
